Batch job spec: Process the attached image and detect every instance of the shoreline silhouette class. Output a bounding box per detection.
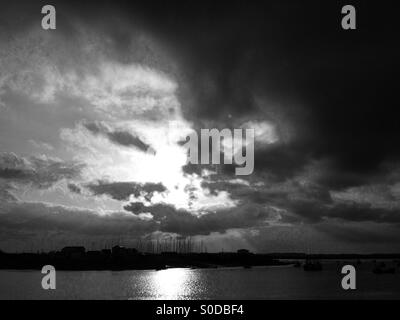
[1,246,400,271]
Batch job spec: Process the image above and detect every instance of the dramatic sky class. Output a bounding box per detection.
[0,0,399,253]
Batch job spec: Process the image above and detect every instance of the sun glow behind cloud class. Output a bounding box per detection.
[0,27,237,216]
[55,62,236,213]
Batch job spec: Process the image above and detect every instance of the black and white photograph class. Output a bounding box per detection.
[0,0,399,307]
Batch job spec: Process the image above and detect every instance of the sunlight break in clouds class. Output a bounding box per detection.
[57,62,236,212]
[0,28,236,216]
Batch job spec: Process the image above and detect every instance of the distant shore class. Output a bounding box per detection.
[1,247,400,271]
[0,247,288,271]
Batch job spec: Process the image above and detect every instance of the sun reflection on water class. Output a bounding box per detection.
[149,268,196,300]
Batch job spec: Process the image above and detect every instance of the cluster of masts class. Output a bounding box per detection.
[22,237,208,254]
[133,238,207,254]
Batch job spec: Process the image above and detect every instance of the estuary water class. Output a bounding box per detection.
[1,261,399,299]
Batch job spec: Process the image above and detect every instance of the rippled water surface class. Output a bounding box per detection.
[1,261,400,299]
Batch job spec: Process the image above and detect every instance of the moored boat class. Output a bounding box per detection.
[303,259,322,271]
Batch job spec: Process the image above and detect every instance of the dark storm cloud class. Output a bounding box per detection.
[108,131,151,152]
[67,183,81,194]
[279,196,400,225]
[251,144,311,181]
[313,160,400,191]
[122,0,398,189]
[1,0,399,251]
[83,121,152,152]
[316,222,400,245]
[86,180,166,201]
[181,136,310,181]
[326,203,400,224]
[4,0,398,189]
[203,175,332,206]
[0,201,157,239]
[124,202,273,236]
[0,200,272,242]
[0,185,17,202]
[0,152,84,189]
[202,175,400,225]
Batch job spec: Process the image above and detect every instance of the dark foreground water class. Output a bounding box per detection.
[1,261,400,299]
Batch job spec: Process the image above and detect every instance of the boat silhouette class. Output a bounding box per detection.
[303,259,322,271]
[373,262,395,274]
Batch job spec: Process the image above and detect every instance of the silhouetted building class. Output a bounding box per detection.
[61,246,86,258]
[112,245,126,256]
[127,248,138,255]
[161,251,178,256]
[87,250,102,257]
[101,249,111,256]
[111,246,138,257]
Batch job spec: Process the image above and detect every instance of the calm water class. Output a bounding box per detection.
[1,261,400,299]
